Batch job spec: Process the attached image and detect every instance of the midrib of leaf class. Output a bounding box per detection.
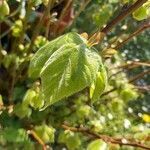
[29,32,107,108]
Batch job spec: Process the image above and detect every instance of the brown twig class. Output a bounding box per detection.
[102,69,150,97]
[0,23,2,50]
[45,0,55,38]
[74,0,91,21]
[115,61,150,69]
[114,23,150,49]
[101,88,116,97]
[18,2,32,45]
[8,66,16,103]
[27,130,47,150]
[129,70,150,83]
[108,62,144,80]
[101,0,148,34]
[28,0,53,53]
[89,0,148,45]
[109,61,150,79]
[53,0,72,36]
[61,124,150,150]
[134,85,150,92]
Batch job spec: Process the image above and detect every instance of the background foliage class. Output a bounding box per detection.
[0,0,150,150]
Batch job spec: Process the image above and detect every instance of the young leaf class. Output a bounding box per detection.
[29,32,86,78]
[34,125,55,143]
[90,65,107,102]
[29,32,107,108]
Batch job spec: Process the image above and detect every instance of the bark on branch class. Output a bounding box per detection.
[62,124,150,150]
[114,22,150,49]
[101,0,148,34]
[101,69,150,97]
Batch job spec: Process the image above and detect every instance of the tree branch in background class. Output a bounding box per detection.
[18,2,32,46]
[73,0,91,21]
[53,0,73,36]
[62,124,150,150]
[57,0,72,24]
[114,22,150,49]
[102,69,150,97]
[109,61,150,80]
[101,0,148,34]
[135,85,150,92]
[129,69,150,83]
[45,0,55,38]
[89,0,148,44]
[28,0,54,54]
[115,61,150,69]
[0,23,2,50]
[27,130,47,150]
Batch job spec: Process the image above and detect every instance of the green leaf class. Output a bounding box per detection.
[1,128,28,143]
[87,139,107,150]
[34,125,55,143]
[0,94,3,106]
[58,131,81,150]
[90,65,107,102]
[29,32,107,108]
[0,1,10,20]
[29,32,86,78]
[120,88,138,101]
[92,4,112,28]
[133,6,148,21]
[13,103,32,119]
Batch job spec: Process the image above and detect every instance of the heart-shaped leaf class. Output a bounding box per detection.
[29,32,107,108]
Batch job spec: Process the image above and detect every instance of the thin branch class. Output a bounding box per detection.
[0,27,11,39]
[101,88,116,97]
[27,0,53,53]
[109,61,150,80]
[45,0,55,38]
[27,130,47,150]
[89,0,148,45]
[53,0,73,35]
[6,4,21,19]
[134,85,150,92]
[8,66,17,103]
[74,0,91,21]
[114,23,150,49]
[58,0,73,22]
[102,70,150,97]
[18,2,32,45]
[0,23,2,50]
[101,0,148,34]
[129,70,150,83]
[61,124,150,150]
[115,61,150,69]
[108,70,123,80]
[109,63,142,80]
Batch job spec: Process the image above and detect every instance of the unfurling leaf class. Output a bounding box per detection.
[80,32,89,40]
[90,66,107,102]
[34,125,55,143]
[102,48,117,58]
[29,32,107,109]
